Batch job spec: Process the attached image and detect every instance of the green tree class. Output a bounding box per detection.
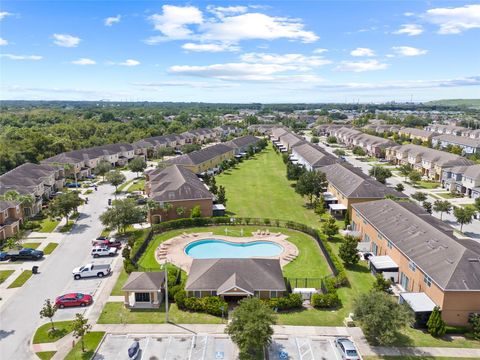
[0,190,35,216]
[128,157,147,178]
[339,235,359,265]
[314,196,326,216]
[295,171,328,205]
[322,215,339,240]
[311,136,319,144]
[154,147,175,160]
[217,185,227,206]
[106,170,126,196]
[473,197,480,215]
[286,162,305,181]
[326,136,337,144]
[398,164,413,181]
[408,171,422,186]
[369,166,392,184]
[226,297,276,360]
[468,314,480,340]
[395,183,404,192]
[48,191,82,225]
[433,200,452,220]
[100,198,145,232]
[72,313,91,353]
[39,299,57,332]
[372,274,393,294]
[352,146,366,156]
[453,206,475,232]
[412,191,427,202]
[94,160,112,181]
[427,306,446,337]
[176,206,186,218]
[190,205,202,218]
[353,291,414,345]
[209,177,218,195]
[423,201,433,214]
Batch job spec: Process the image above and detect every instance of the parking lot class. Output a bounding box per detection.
[94,334,348,360]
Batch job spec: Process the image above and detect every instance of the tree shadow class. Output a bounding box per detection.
[345,263,370,273]
[225,211,237,216]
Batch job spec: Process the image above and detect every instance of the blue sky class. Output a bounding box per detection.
[1,1,479,103]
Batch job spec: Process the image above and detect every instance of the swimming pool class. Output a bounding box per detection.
[184,239,283,259]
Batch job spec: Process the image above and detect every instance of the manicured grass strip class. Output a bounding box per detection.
[0,270,14,284]
[36,351,56,360]
[64,331,105,360]
[416,180,440,189]
[21,242,41,249]
[127,179,145,193]
[392,326,480,348]
[97,302,222,324]
[42,243,58,255]
[59,220,74,233]
[36,218,60,233]
[33,321,74,344]
[7,270,33,288]
[110,268,129,296]
[100,228,111,237]
[117,179,134,192]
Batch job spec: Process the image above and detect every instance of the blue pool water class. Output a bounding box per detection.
[185,239,283,259]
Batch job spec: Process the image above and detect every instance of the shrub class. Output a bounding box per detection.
[174,290,187,309]
[267,293,302,310]
[123,259,137,274]
[352,146,366,156]
[326,136,337,144]
[311,292,339,308]
[174,290,227,317]
[469,314,480,339]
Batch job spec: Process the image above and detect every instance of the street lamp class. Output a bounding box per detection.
[161,262,169,323]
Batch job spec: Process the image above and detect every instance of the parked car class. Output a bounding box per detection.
[136,198,147,205]
[91,237,122,249]
[0,251,10,261]
[334,338,360,360]
[55,293,93,308]
[72,263,112,280]
[128,341,140,360]
[66,182,81,188]
[8,248,44,261]
[91,246,117,258]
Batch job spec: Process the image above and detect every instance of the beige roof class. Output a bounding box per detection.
[122,272,165,291]
[389,144,474,167]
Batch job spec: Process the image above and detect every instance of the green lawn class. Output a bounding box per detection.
[97,302,222,324]
[34,217,60,233]
[33,321,74,343]
[100,228,111,237]
[21,242,41,249]
[110,268,129,296]
[64,331,105,360]
[59,220,75,233]
[392,327,480,348]
[7,270,33,288]
[36,351,56,360]
[416,180,440,189]
[117,179,134,192]
[42,243,58,255]
[127,179,145,193]
[437,192,463,199]
[0,270,14,284]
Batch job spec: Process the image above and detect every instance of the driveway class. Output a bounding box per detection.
[0,171,136,359]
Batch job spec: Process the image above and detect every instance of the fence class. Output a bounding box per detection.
[286,277,331,290]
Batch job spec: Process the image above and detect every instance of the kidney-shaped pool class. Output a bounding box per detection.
[184,239,283,259]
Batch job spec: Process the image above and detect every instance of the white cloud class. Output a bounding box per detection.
[1,54,43,60]
[404,12,415,17]
[145,5,318,44]
[133,81,238,89]
[118,59,140,66]
[424,4,480,34]
[0,11,12,20]
[0,38,8,46]
[53,33,81,47]
[71,58,96,65]
[336,60,388,72]
[240,53,331,67]
[104,15,121,26]
[313,48,328,54]
[182,42,240,52]
[394,24,424,36]
[392,46,428,56]
[350,47,375,57]
[206,5,248,17]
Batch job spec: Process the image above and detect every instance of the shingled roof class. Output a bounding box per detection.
[148,165,212,202]
[352,199,480,291]
[292,142,337,168]
[186,258,286,293]
[319,163,406,199]
[224,135,260,149]
[389,144,474,167]
[165,143,233,166]
[122,272,165,291]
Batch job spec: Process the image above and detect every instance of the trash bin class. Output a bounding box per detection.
[32,266,39,274]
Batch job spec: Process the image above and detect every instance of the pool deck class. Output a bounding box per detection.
[155,231,299,272]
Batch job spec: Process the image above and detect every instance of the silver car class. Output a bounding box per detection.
[334,338,360,360]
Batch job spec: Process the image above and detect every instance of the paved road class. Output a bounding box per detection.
[313,138,480,238]
[0,172,136,360]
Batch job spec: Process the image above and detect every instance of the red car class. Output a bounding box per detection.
[55,293,93,308]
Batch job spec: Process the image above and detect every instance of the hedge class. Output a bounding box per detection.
[266,293,302,311]
[174,290,227,317]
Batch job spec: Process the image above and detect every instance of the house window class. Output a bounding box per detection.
[352,222,357,231]
[408,261,416,272]
[194,291,201,297]
[135,292,150,302]
[424,275,432,287]
[211,291,217,296]
[387,240,393,249]
[364,234,370,242]
[270,291,277,298]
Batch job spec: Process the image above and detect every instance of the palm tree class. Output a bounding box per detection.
[0,190,35,216]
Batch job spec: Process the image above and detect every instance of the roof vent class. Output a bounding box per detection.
[468,258,480,263]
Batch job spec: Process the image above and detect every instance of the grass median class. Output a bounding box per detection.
[7,270,33,288]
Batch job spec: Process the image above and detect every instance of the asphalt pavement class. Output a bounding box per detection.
[0,171,136,360]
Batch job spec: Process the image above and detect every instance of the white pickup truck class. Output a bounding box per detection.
[72,263,111,280]
[91,246,118,258]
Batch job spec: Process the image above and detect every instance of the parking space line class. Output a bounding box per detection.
[163,336,172,360]
[140,336,150,360]
[201,335,208,360]
[188,335,196,360]
[329,339,341,360]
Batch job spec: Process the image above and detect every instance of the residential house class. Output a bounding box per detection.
[224,135,261,155]
[290,143,337,171]
[312,124,346,136]
[214,125,240,138]
[442,164,480,198]
[318,163,405,214]
[432,134,480,155]
[122,272,165,308]
[0,201,22,241]
[351,199,480,326]
[385,144,474,181]
[164,143,234,174]
[185,258,286,300]
[146,165,213,223]
[425,124,465,136]
[398,128,436,142]
[248,124,282,135]
[277,132,306,151]
[270,127,289,142]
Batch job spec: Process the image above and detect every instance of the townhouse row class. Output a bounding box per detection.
[442,164,480,198]
[330,127,396,157]
[425,124,480,139]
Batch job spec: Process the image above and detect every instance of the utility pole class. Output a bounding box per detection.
[164,263,169,323]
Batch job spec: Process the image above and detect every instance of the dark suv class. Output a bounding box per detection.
[8,248,44,261]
